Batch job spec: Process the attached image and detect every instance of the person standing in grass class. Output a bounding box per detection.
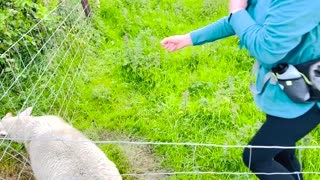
[160,0,320,179]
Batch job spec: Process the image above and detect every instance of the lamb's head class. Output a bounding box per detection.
[0,107,33,143]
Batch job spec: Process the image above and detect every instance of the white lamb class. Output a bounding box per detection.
[0,107,122,180]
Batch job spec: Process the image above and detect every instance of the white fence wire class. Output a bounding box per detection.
[0,0,91,179]
[0,1,320,180]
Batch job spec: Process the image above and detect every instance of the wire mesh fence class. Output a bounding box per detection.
[0,0,92,179]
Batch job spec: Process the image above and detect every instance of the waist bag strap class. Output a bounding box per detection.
[250,61,277,95]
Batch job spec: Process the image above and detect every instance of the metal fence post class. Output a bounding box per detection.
[81,0,92,17]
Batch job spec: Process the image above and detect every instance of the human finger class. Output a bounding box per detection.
[167,44,178,52]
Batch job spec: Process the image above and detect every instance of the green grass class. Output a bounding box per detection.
[2,0,320,179]
[72,0,320,179]
[73,0,261,179]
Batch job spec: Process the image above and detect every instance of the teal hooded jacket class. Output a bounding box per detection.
[190,0,320,118]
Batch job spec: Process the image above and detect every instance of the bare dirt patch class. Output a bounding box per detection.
[87,129,171,180]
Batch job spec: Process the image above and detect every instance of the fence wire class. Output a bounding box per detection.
[0,0,92,179]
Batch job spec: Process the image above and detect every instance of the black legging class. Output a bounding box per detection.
[242,105,320,180]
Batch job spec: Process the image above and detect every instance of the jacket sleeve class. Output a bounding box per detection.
[229,0,320,66]
[190,17,235,46]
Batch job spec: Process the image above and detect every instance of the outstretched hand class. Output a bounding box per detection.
[160,34,192,52]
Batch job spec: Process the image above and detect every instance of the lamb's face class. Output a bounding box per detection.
[0,107,33,143]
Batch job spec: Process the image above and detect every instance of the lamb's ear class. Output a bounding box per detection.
[19,107,33,117]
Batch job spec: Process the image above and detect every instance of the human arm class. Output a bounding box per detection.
[189,0,249,46]
[229,0,320,66]
[161,17,236,51]
[160,34,192,52]
[190,17,235,46]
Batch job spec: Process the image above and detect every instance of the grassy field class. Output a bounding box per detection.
[2,0,320,179]
[67,0,320,179]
